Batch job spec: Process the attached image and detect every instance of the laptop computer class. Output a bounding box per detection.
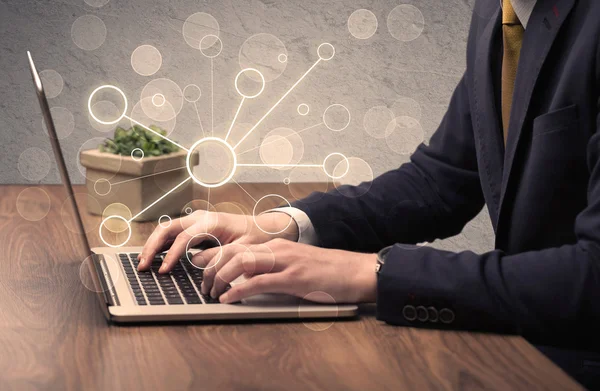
[27,51,358,323]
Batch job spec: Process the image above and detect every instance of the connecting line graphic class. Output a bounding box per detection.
[192,102,206,138]
[126,116,189,152]
[128,177,192,222]
[211,58,214,136]
[110,166,187,186]
[232,58,323,150]
[225,97,246,141]
[237,163,323,168]
[232,179,257,203]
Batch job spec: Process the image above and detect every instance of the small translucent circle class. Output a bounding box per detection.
[317,43,335,61]
[185,207,193,215]
[200,34,223,58]
[84,0,110,7]
[131,45,162,76]
[182,12,220,50]
[183,84,202,102]
[323,104,351,131]
[234,68,266,99]
[334,157,374,198]
[253,194,293,235]
[385,116,424,155]
[348,9,378,40]
[185,233,223,270]
[387,4,425,42]
[239,33,288,82]
[42,107,75,139]
[323,152,350,179]
[187,137,237,188]
[101,203,132,233]
[363,105,395,139]
[140,78,183,122]
[299,291,338,331]
[283,177,290,185]
[158,215,172,228]
[88,85,128,125]
[297,104,309,116]
[39,70,64,99]
[99,215,132,248]
[71,15,107,51]
[131,148,144,161]
[152,93,166,107]
[79,255,119,294]
[18,147,51,181]
[259,127,304,170]
[16,187,51,221]
[94,178,112,196]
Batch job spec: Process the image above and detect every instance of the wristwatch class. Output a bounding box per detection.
[375,245,393,274]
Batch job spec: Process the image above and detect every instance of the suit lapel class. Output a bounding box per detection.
[498,0,577,214]
[472,7,504,223]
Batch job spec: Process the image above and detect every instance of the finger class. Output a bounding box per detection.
[211,250,280,298]
[189,246,221,269]
[138,213,201,270]
[219,273,289,304]
[200,244,242,295]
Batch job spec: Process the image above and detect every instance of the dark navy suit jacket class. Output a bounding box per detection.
[294,0,600,355]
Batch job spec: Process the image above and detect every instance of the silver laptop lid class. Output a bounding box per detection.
[27,52,116,315]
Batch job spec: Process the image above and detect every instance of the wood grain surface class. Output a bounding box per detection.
[0,184,583,390]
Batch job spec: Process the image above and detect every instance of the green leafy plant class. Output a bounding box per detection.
[99,125,179,157]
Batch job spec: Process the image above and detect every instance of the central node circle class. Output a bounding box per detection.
[186,137,237,188]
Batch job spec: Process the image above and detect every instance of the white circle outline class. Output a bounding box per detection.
[93,178,112,196]
[322,152,350,179]
[199,34,223,58]
[88,85,128,125]
[186,137,237,188]
[283,177,291,185]
[317,42,335,61]
[297,103,310,116]
[185,207,193,215]
[234,68,266,99]
[158,214,172,228]
[323,103,351,131]
[99,215,132,248]
[277,53,288,63]
[253,194,293,235]
[152,93,166,107]
[185,233,223,270]
[183,84,202,103]
[131,148,144,161]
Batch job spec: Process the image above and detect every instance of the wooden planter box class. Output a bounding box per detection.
[80,149,198,222]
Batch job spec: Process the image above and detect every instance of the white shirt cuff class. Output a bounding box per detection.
[265,207,319,245]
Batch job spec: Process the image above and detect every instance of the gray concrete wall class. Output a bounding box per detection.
[0,0,494,253]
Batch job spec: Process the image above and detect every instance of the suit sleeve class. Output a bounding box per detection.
[292,74,485,253]
[376,94,600,346]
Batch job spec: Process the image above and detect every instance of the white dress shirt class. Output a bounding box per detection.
[270,0,537,246]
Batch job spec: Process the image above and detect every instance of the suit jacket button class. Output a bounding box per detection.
[427,306,438,323]
[402,305,417,321]
[416,306,428,322]
[439,308,455,324]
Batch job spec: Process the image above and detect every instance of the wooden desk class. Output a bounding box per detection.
[0,184,582,390]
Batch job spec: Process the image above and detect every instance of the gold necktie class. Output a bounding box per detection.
[501,0,524,144]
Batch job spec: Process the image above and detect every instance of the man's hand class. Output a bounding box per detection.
[197,239,378,304]
[138,211,298,273]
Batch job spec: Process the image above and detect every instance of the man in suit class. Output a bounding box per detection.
[139,0,600,386]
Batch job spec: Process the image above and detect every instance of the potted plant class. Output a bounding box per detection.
[80,125,197,221]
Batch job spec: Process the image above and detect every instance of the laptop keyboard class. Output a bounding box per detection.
[118,252,219,306]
